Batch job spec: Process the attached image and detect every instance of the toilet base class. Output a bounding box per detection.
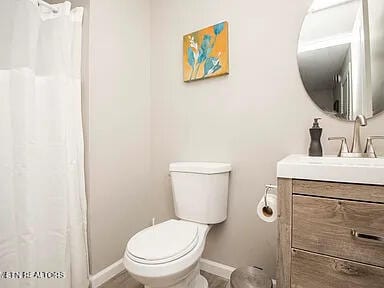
[198,274,209,288]
[143,263,208,288]
[144,275,207,288]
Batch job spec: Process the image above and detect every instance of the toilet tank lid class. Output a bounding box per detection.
[169,162,232,174]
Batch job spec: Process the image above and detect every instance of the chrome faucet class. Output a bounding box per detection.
[351,115,367,156]
[328,115,370,158]
[329,115,384,158]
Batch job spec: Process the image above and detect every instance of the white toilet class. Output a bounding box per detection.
[124,162,232,288]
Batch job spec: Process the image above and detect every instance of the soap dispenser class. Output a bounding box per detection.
[309,118,323,157]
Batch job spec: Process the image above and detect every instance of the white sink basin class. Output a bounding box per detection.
[277,154,384,185]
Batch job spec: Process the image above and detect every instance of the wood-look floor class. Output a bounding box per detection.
[100,270,228,288]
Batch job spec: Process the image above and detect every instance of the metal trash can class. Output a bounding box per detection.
[226,266,273,288]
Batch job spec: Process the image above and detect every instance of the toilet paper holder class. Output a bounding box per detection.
[263,184,277,217]
[264,184,277,205]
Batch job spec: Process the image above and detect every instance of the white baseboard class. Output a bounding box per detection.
[200,258,236,280]
[89,258,125,288]
[89,257,276,288]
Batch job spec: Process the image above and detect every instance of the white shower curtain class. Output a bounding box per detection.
[0,1,88,287]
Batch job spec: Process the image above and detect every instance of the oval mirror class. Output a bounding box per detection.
[298,0,384,121]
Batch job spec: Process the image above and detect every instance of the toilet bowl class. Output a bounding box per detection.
[124,219,211,288]
[124,162,231,288]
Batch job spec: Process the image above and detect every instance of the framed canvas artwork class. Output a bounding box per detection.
[183,21,229,82]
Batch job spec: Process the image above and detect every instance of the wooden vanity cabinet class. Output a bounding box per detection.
[277,179,384,288]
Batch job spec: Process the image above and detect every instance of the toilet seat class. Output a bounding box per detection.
[127,220,199,265]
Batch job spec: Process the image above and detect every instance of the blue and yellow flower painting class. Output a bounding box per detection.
[183,21,229,82]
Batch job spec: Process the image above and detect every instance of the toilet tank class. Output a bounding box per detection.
[169,162,232,224]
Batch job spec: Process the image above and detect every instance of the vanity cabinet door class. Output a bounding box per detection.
[292,195,384,267]
[291,249,384,288]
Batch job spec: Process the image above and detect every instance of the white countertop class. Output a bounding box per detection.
[277,154,384,185]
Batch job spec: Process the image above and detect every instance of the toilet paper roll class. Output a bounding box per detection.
[257,193,277,223]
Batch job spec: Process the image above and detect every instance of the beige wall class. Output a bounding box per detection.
[87,0,152,274]
[150,0,384,277]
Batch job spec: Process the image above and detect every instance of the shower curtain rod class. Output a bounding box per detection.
[36,0,59,13]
